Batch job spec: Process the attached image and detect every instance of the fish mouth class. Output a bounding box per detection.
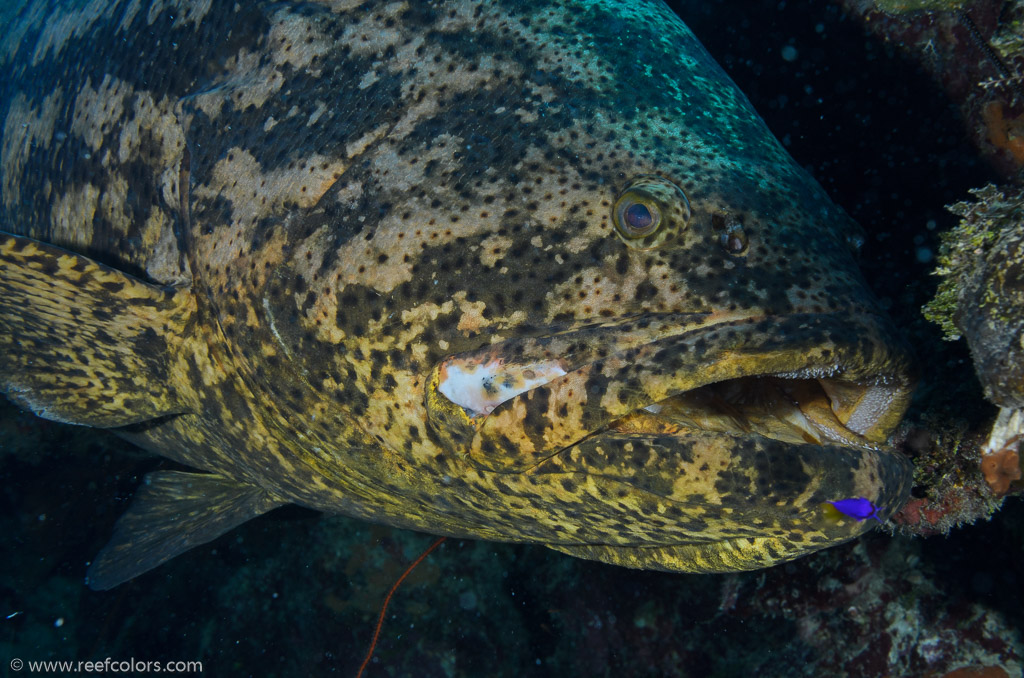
[602,372,903,451]
[425,310,916,570]
[426,310,915,468]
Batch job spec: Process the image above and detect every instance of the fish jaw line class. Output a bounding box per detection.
[425,311,915,471]
[424,309,766,453]
[430,308,762,416]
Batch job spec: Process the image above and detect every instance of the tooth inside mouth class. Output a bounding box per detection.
[619,376,898,450]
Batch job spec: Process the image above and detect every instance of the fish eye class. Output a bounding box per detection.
[617,200,660,237]
[612,176,690,249]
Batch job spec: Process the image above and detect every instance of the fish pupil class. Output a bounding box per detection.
[624,203,654,232]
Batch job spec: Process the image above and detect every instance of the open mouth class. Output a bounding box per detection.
[427,312,914,469]
[608,374,903,452]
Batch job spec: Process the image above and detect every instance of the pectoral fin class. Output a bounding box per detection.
[0,232,195,427]
[86,470,286,590]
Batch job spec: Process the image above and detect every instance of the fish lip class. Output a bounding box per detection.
[426,310,915,471]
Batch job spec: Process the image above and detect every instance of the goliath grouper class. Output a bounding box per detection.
[0,0,915,589]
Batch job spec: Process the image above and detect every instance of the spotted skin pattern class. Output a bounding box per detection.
[0,0,915,587]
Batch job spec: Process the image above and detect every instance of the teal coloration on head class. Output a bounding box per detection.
[0,0,915,587]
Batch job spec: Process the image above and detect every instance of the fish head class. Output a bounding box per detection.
[412,160,915,570]
[221,0,915,572]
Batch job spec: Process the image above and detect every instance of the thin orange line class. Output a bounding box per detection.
[354,536,447,678]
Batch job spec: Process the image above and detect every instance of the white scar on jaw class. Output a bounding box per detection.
[437,358,567,417]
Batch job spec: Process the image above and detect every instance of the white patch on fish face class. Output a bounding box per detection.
[437,358,567,417]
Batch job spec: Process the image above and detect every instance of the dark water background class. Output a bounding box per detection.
[2,1,1021,677]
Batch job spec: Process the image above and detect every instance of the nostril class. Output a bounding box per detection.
[711,212,748,255]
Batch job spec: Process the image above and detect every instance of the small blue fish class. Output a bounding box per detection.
[824,497,882,522]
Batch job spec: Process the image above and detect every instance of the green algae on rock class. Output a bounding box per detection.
[990,0,1024,64]
[925,184,1024,408]
[925,184,1024,498]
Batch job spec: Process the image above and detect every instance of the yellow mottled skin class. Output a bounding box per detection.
[0,0,915,589]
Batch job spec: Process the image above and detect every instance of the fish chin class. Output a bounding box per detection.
[539,423,916,574]
[533,402,915,573]
[549,535,854,574]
